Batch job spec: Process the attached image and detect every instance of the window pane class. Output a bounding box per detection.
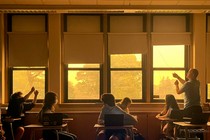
[153,45,185,68]
[111,54,142,68]
[153,70,185,100]
[67,15,101,32]
[111,71,142,99]
[207,83,210,99]
[68,70,100,99]
[68,64,100,68]
[110,15,144,32]
[13,70,45,99]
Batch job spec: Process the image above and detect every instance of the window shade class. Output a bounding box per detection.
[63,33,104,63]
[108,33,148,54]
[151,33,191,45]
[8,32,48,66]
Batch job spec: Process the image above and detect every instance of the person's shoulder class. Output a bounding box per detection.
[183,81,192,87]
[114,105,123,110]
[187,80,200,86]
[18,97,25,102]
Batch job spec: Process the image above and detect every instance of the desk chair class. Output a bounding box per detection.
[24,123,68,140]
[156,117,178,140]
[173,122,210,140]
[94,124,135,140]
[1,117,22,140]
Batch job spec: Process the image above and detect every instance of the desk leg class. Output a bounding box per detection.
[174,125,178,139]
[185,127,189,140]
[130,128,134,140]
[55,130,59,140]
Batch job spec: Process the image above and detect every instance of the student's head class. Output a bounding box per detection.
[120,97,132,107]
[44,92,58,108]
[165,94,179,110]
[101,93,115,107]
[186,68,199,80]
[11,92,23,100]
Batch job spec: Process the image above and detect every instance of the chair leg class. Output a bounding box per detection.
[9,123,15,140]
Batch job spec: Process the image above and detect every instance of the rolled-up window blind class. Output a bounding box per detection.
[151,32,191,45]
[108,33,147,54]
[8,32,48,66]
[63,33,104,63]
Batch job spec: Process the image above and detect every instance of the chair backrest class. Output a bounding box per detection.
[104,114,124,126]
[170,109,184,120]
[42,113,63,126]
[190,113,210,124]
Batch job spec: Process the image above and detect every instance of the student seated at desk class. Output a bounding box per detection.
[156,94,180,138]
[2,87,38,140]
[38,91,77,140]
[117,97,132,114]
[117,97,144,140]
[97,93,138,140]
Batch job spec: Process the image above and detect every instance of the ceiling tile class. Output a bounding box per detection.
[151,1,179,5]
[70,0,97,5]
[0,0,16,4]
[204,1,210,5]
[98,0,125,5]
[124,0,151,5]
[42,0,70,5]
[178,0,206,5]
[13,0,43,4]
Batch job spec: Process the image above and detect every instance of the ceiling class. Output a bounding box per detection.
[1,0,210,13]
[0,0,209,6]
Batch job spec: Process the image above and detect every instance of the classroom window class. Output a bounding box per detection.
[7,14,48,101]
[152,45,188,101]
[10,67,47,100]
[65,64,101,102]
[110,54,143,101]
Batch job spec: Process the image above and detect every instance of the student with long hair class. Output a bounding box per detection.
[156,94,180,137]
[38,92,77,140]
